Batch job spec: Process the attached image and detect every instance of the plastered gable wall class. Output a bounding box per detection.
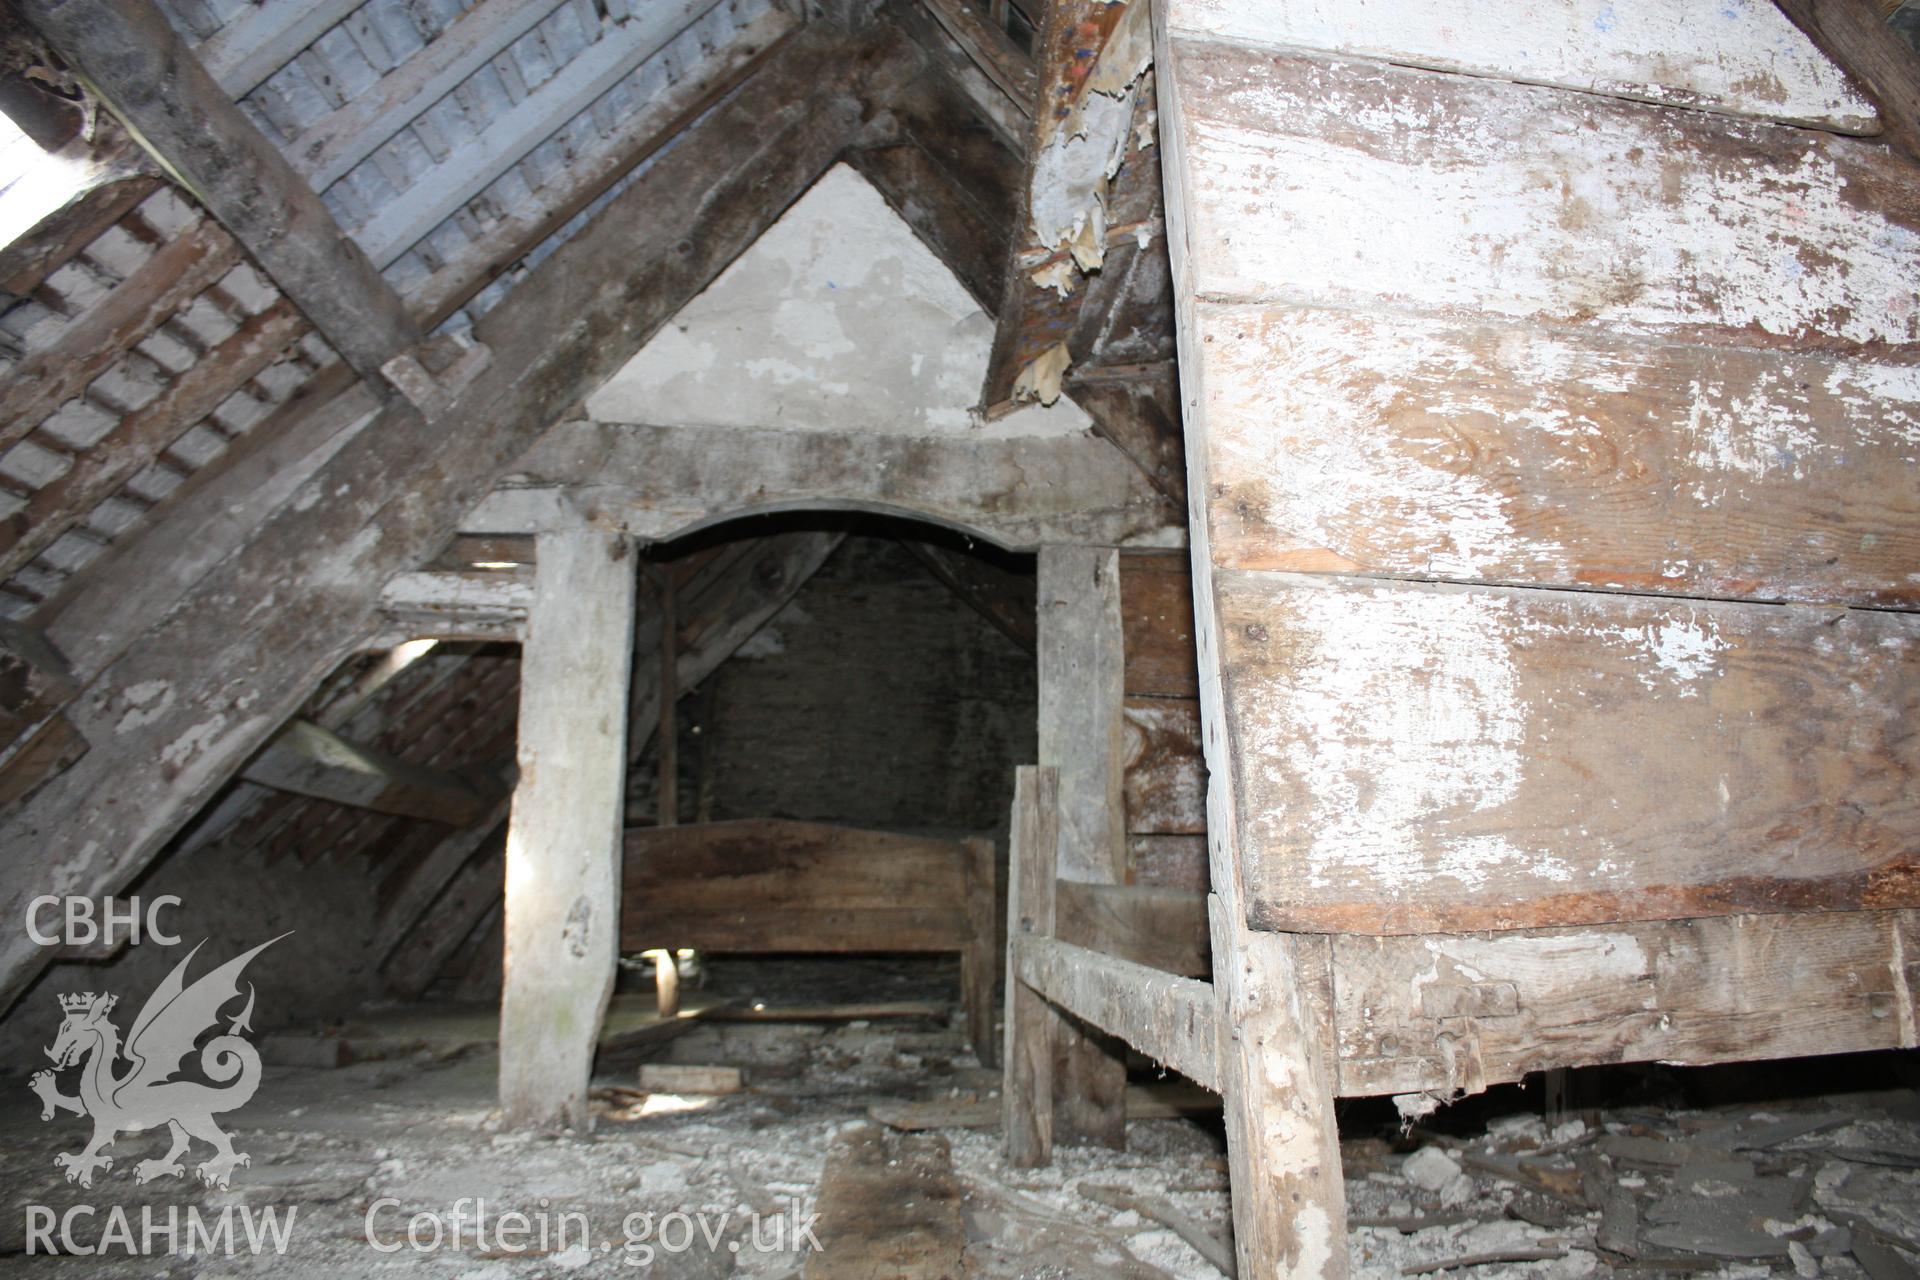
[586,163,1093,440]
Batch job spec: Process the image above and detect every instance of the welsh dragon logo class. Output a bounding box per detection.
[30,935,286,1189]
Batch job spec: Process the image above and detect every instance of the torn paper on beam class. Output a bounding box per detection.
[1012,342,1072,406]
[1027,0,1154,276]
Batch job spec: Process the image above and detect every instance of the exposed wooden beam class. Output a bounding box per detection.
[1014,934,1219,1092]
[0,218,242,455]
[885,0,1030,147]
[651,566,679,827]
[36,364,372,683]
[286,0,606,189]
[381,834,506,999]
[28,8,797,665]
[376,533,843,996]
[193,0,362,98]
[627,533,846,765]
[1003,764,1061,1168]
[0,298,308,583]
[0,20,927,1016]
[1063,366,1185,508]
[21,0,424,383]
[848,68,1023,312]
[377,570,534,643]
[404,5,799,330]
[463,420,1177,550]
[240,718,498,827]
[1774,0,1920,161]
[351,1,728,268]
[973,0,1180,503]
[919,0,1039,114]
[374,793,510,954]
[0,127,159,297]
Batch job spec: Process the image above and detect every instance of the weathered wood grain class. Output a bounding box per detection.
[1121,696,1205,835]
[1195,305,1920,605]
[806,1125,967,1280]
[0,217,241,452]
[1014,935,1219,1090]
[1003,764,1059,1168]
[0,299,308,583]
[499,531,636,1130]
[623,820,973,912]
[1162,0,1876,131]
[22,0,424,382]
[467,420,1178,551]
[622,820,994,1059]
[1057,880,1210,977]
[242,718,496,827]
[1332,909,1920,1098]
[1038,547,1128,883]
[1118,550,1199,697]
[1775,0,1920,161]
[1128,833,1209,890]
[1208,895,1349,1277]
[1162,38,1920,352]
[621,908,975,953]
[0,22,921,1016]
[1218,570,1920,935]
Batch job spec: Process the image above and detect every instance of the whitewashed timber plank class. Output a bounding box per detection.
[1216,569,1920,936]
[1162,0,1877,132]
[1332,911,1920,1096]
[1191,303,1920,605]
[1164,39,1920,349]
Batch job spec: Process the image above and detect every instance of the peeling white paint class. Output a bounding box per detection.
[1248,583,1535,895]
[1180,55,1920,347]
[115,679,175,734]
[586,165,1091,441]
[1164,0,1877,131]
[161,716,226,771]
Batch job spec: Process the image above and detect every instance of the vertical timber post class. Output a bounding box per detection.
[499,529,637,1129]
[651,565,680,1019]
[963,836,1000,1068]
[1036,546,1129,1148]
[1003,764,1060,1167]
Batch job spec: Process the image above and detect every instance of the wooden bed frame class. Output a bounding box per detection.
[622,819,999,1066]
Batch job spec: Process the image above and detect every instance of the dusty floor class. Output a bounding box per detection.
[0,958,1915,1278]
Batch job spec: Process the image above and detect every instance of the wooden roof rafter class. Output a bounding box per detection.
[0,16,931,1015]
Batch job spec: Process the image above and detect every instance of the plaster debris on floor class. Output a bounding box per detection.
[1,959,1913,1278]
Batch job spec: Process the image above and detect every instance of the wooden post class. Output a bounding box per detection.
[1003,765,1060,1167]
[1036,546,1128,1148]
[1037,546,1127,883]
[654,565,679,828]
[650,565,680,1021]
[499,530,637,1129]
[961,836,999,1068]
[1209,898,1349,1277]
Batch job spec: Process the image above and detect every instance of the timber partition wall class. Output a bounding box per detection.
[622,819,999,1067]
[1010,1,1920,1275]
